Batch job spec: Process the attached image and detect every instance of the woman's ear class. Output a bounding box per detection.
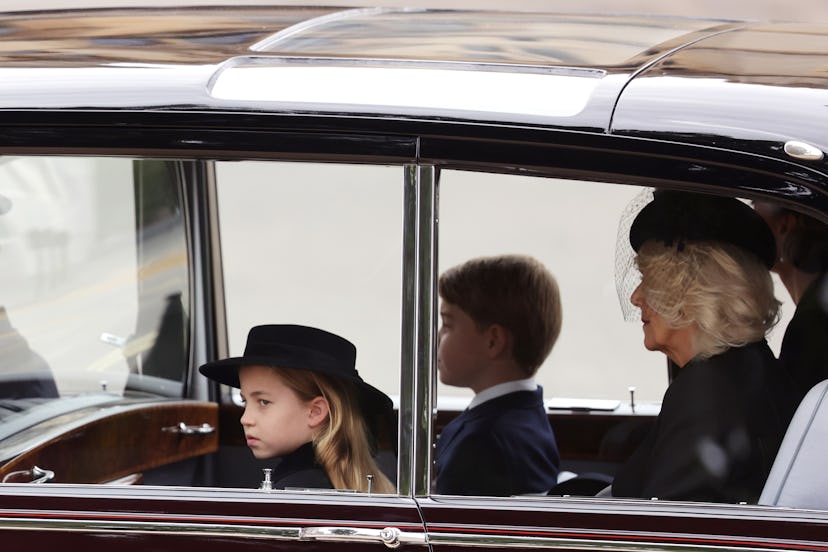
[773,211,799,262]
[307,396,330,429]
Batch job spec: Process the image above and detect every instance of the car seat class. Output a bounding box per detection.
[758,378,828,508]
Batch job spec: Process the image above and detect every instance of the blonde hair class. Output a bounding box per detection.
[439,254,562,376]
[274,367,395,494]
[636,240,779,359]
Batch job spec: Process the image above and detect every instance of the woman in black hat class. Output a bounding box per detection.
[200,324,395,493]
[611,190,797,503]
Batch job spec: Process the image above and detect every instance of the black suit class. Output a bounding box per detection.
[779,272,828,400]
[435,387,560,496]
[612,340,796,503]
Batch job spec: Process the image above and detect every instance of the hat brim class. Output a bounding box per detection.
[198,356,394,419]
[629,190,776,268]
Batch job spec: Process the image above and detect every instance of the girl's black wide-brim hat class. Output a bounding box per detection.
[199,324,393,420]
[629,189,776,268]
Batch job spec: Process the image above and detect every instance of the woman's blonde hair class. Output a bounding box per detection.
[636,240,780,359]
[274,367,395,494]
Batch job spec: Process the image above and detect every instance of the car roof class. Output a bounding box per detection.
[0,6,735,126]
[613,22,828,160]
[0,6,825,173]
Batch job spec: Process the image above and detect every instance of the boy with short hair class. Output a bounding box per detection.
[435,254,562,496]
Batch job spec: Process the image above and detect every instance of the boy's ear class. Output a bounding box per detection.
[307,396,330,429]
[484,323,511,359]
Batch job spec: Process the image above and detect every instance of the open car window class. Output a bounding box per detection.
[0,156,189,438]
[433,169,797,499]
[215,160,403,492]
[439,172,667,406]
[0,155,813,506]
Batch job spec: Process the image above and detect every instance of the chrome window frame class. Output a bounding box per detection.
[399,163,438,497]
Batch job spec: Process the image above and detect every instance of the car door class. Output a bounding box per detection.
[412,134,828,550]
[0,484,426,550]
[0,119,429,550]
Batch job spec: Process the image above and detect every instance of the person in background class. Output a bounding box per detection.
[199,324,395,493]
[753,202,828,400]
[612,190,796,503]
[435,254,561,496]
[0,306,57,398]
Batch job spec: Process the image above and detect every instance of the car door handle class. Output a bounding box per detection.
[2,465,55,484]
[161,422,215,435]
[300,526,426,548]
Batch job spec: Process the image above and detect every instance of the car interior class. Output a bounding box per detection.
[0,155,824,511]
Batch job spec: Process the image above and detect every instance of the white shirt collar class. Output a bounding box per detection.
[467,377,537,410]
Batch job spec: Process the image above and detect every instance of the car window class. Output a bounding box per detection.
[437,170,794,404]
[215,160,403,491]
[439,171,663,406]
[433,169,797,499]
[0,156,189,433]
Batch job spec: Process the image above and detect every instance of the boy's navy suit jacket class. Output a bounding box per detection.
[435,387,560,496]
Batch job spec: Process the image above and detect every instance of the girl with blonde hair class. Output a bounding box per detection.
[200,324,395,493]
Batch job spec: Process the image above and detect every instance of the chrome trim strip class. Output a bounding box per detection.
[0,517,428,546]
[0,517,299,539]
[427,533,820,552]
[0,517,812,552]
[399,163,438,498]
[204,160,229,361]
[178,159,202,398]
[413,164,437,498]
[218,55,605,78]
[301,525,427,547]
[398,164,418,497]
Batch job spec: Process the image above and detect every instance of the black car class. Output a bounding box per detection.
[0,5,826,551]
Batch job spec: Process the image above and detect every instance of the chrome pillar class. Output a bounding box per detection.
[398,163,437,497]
